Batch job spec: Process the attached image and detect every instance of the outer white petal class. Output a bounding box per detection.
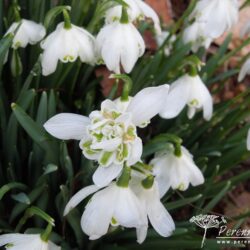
[247,129,250,151]
[44,113,90,140]
[96,23,122,73]
[127,84,169,126]
[113,187,146,228]
[21,19,46,45]
[93,164,123,187]
[126,137,143,166]
[120,24,144,73]
[136,226,148,244]
[81,185,116,239]
[64,185,100,216]
[160,76,190,119]
[147,199,175,237]
[238,58,250,82]
[151,157,171,198]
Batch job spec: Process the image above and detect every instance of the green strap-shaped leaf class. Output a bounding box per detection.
[0,182,27,200]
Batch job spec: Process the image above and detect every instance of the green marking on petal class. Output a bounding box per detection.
[189,99,199,106]
[177,183,185,191]
[111,217,118,225]
[100,151,113,165]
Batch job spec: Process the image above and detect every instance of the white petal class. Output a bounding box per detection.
[247,129,250,151]
[44,113,90,140]
[127,85,169,126]
[136,226,148,244]
[81,185,116,239]
[64,185,100,215]
[91,138,122,151]
[127,137,143,166]
[147,199,175,237]
[160,76,190,119]
[113,187,145,228]
[93,164,123,187]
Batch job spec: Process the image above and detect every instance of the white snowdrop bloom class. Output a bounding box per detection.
[150,145,204,197]
[238,58,250,82]
[44,85,169,187]
[156,31,176,56]
[5,19,46,49]
[106,0,161,34]
[190,0,239,39]
[0,233,60,250]
[64,182,147,240]
[131,177,175,243]
[247,129,250,151]
[96,21,145,74]
[160,74,213,121]
[182,21,212,53]
[41,22,96,76]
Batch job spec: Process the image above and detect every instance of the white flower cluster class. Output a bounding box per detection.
[43,77,207,241]
[183,0,239,52]
[4,0,160,76]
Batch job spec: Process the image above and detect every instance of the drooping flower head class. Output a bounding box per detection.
[5,19,46,50]
[160,74,213,121]
[41,22,96,76]
[151,145,204,197]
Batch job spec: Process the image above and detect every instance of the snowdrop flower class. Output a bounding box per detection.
[150,145,204,197]
[5,19,46,49]
[238,58,250,82]
[44,85,169,187]
[0,233,60,250]
[182,21,212,53]
[156,31,176,56]
[160,74,213,121]
[41,22,96,76]
[131,175,175,243]
[96,20,145,73]
[64,182,147,240]
[106,0,161,34]
[190,0,239,38]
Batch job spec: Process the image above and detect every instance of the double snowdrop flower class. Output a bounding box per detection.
[44,85,169,187]
[160,74,213,121]
[151,145,205,197]
[4,19,45,63]
[0,234,60,250]
[105,0,161,35]
[41,22,96,76]
[183,0,239,52]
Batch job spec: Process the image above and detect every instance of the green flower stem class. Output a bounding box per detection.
[174,143,182,157]
[141,175,154,189]
[13,3,21,22]
[111,74,133,102]
[187,65,198,77]
[116,166,131,187]
[15,206,55,232]
[63,9,72,29]
[41,224,53,242]
[120,7,129,24]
